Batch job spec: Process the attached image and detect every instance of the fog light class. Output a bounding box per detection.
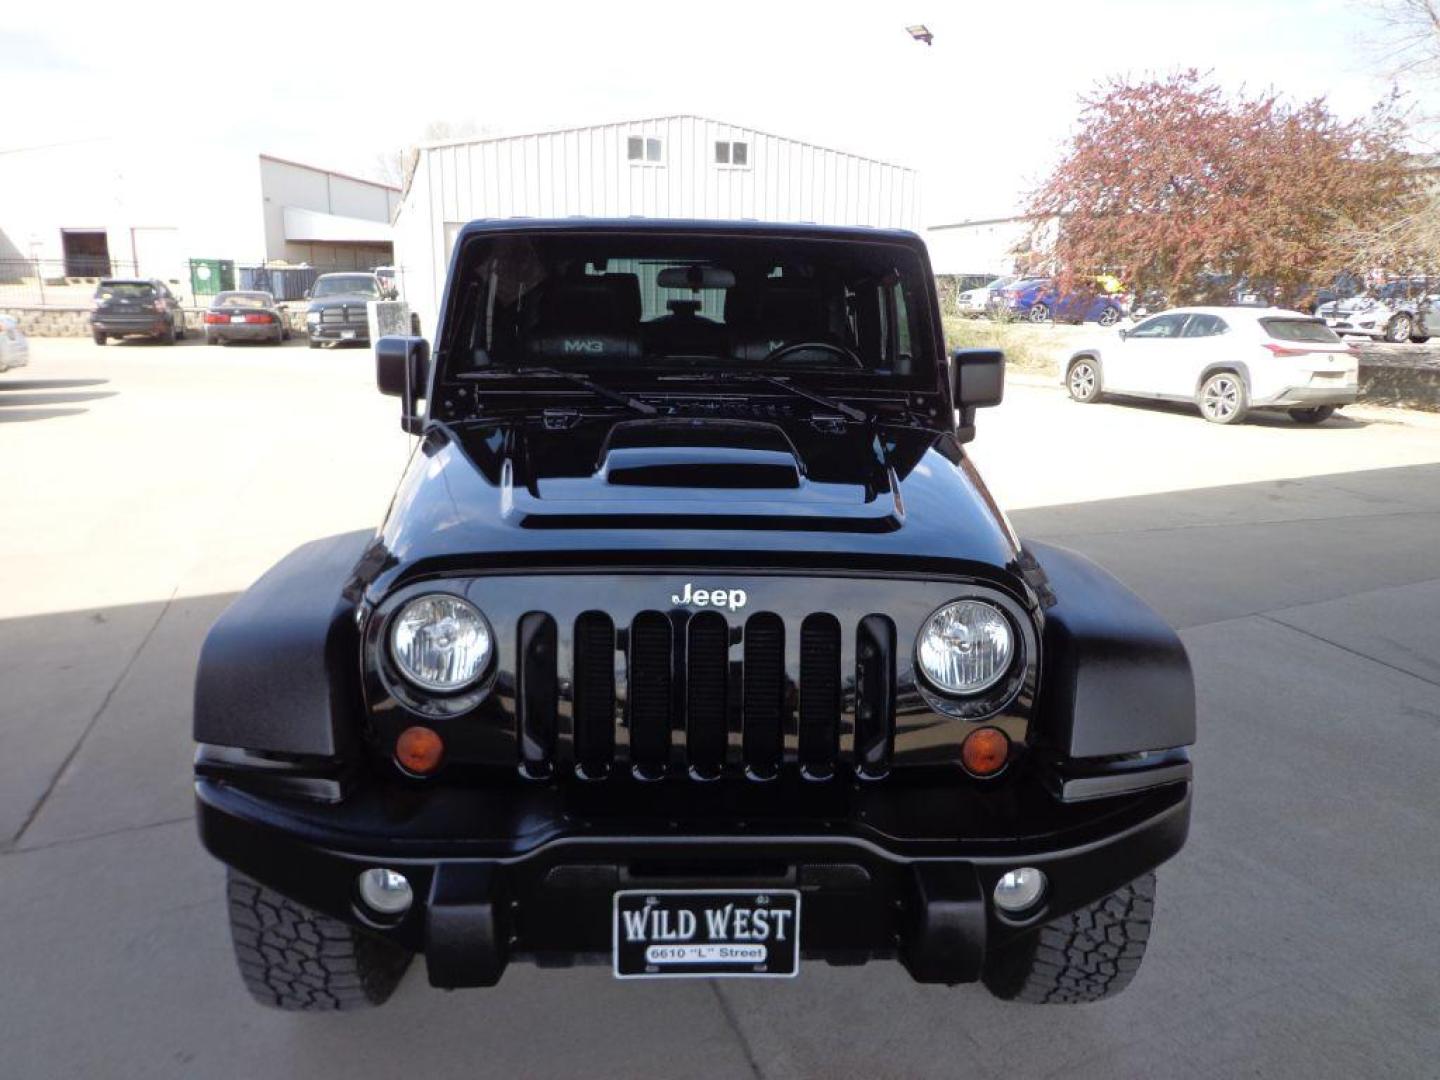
[994,867,1046,914]
[357,868,413,917]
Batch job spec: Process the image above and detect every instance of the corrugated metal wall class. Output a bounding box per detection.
[394,115,921,332]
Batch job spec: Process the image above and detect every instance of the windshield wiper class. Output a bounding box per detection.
[662,372,867,422]
[458,367,657,416]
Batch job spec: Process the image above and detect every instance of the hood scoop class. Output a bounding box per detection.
[504,419,901,530]
[602,446,800,489]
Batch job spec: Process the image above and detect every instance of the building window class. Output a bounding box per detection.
[628,136,663,164]
[714,140,749,167]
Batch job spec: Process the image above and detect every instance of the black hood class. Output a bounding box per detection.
[366,416,1025,595]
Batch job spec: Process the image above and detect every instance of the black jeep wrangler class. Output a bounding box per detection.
[194,219,1194,1010]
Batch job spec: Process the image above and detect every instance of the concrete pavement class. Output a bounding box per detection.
[2,338,1437,1078]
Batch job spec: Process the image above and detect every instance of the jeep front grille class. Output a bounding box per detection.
[518,609,896,782]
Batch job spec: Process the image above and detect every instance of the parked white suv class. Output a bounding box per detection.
[0,315,29,373]
[954,276,1016,317]
[1063,307,1358,424]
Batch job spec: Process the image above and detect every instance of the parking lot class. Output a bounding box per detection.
[3,337,1438,1078]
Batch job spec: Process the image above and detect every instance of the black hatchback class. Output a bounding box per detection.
[90,279,186,345]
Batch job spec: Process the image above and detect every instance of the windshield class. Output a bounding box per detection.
[443,232,937,385]
[313,275,381,298]
[97,282,155,300]
[214,292,273,309]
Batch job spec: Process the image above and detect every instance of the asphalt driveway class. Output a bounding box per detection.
[2,339,1437,1078]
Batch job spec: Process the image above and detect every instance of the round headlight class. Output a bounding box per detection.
[917,600,1014,694]
[389,594,492,692]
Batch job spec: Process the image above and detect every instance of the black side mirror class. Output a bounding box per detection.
[950,348,1005,443]
[376,335,430,435]
[1118,328,1129,340]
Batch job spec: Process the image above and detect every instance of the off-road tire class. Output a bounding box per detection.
[1289,406,1336,424]
[982,873,1156,1004]
[1066,357,1102,403]
[226,869,411,1011]
[1198,370,1248,424]
[92,331,106,346]
[1384,314,1413,343]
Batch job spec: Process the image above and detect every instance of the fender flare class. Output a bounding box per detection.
[1195,361,1250,397]
[1024,540,1195,758]
[193,530,376,757]
[1065,351,1104,389]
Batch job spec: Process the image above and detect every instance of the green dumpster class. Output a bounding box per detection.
[189,258,236,296]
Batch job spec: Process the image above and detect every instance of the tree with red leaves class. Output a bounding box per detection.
[1025,71,1419,304]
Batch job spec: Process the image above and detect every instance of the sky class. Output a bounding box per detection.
[2,0,1430,224]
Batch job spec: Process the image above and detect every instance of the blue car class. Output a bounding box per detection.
[993,277,1125,325]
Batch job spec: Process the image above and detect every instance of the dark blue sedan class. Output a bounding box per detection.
[992,278,1125,325]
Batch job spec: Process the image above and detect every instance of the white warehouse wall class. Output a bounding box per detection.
[259,156,399,265]
[394,115,921,334]
[0,140,266,287]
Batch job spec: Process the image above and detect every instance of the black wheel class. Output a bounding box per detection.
[982,873,1156,1004]
[308,338,321,350]
[1066,357,1102,403]
[1097,305,1121,327]
[1027,302,1050,324]
[175,317,186,340]
[226,870,411,1012]
[162,320,177,345]
[1197,370,1248,424]
[92,331,106,346]
[1409,335,1429,344]
[1384,314,1413,343]
[1289,405,1336,424]
[206,334,219,347]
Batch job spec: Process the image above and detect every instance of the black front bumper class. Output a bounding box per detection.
[196,764,1191,988]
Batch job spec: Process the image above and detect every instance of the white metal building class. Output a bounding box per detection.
[393,115,921,333]
[0,142,399,297]
[924,215,1036,278]
[921,214,1059,279]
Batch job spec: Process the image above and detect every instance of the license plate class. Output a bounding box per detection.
[341,329,357,339]
[613,889,800,979]
[230,315,247,323]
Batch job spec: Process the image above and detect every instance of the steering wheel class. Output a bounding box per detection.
[762,340,865,368]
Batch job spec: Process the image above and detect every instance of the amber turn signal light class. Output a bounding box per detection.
[961,726,1010,777]
[396,725,444,775]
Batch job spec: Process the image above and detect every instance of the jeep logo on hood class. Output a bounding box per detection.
[672,583,748,612]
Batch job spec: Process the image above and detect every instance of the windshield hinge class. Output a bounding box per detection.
[542,408,581,431]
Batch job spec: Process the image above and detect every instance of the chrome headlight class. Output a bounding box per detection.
[389,594,492,692]
[917,600,1014,694]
